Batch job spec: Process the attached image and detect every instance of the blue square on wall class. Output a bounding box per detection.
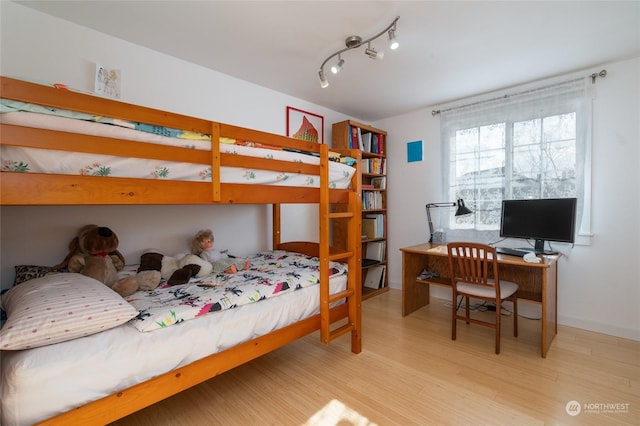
[407,140,423,162]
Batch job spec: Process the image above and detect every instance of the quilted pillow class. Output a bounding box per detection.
[0,273,138,350]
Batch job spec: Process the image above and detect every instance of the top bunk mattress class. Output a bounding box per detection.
[0,101,356,189]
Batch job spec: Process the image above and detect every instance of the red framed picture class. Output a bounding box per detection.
[286,106,324,143]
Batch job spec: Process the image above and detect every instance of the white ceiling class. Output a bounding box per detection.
[16,1,640,121]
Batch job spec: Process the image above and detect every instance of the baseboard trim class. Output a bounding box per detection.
[557,314,640,341]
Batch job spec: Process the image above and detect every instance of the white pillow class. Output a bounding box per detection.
[0,273,138,350]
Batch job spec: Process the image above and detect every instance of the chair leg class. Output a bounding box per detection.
[452,294,457,341]
[513,296,518,337]
[465,296,470,324]
[495,303,501,354]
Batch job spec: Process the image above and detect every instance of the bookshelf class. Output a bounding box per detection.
[332,120,388,299]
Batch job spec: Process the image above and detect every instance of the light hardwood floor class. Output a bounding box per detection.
[111,289,639,425]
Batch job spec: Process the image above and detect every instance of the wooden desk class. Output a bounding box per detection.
[400,243,559,358]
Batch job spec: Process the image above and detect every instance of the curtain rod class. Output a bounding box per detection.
[431,69,607,116]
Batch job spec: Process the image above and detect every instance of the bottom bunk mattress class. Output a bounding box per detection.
[0,250,347,425]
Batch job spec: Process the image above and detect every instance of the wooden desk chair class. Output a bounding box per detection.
[447,242,518,354]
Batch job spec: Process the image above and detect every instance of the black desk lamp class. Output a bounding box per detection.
[426,199,472,243]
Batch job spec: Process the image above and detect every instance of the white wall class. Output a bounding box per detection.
[2,2,638,341]
[376,57,640,341]
[0,2,352,288]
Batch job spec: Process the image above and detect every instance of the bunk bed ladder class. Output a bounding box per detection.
[319,145,362,353]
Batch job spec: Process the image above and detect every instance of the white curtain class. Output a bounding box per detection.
[438,77,593,245]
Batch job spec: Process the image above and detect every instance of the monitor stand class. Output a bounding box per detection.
[519,239,558,255]
[519,248,559,255]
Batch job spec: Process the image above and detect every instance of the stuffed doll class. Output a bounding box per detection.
[191,229,250,274]
[191,229,226,262]
[54,224,161,297]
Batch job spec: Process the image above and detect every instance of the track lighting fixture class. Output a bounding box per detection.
[388,28,399,50]
[318,16,399,88]
[318,70,329,88]
[365,43,384,60]
[331,55,344,74]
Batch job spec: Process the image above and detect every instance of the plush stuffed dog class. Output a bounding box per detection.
[54,224,161,297]
[138,249,213,286]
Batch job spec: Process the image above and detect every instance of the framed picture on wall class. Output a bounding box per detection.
[286,106,324,143]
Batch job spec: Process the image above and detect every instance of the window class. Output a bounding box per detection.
[439,78,591,243]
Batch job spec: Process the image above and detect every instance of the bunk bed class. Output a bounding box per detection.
[0,76,363,425]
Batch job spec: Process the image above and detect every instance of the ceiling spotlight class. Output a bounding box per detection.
[365,44,384,60]
[331,56,344,74]
[317,16,399,87]
[388,28,399,50]
[318,70,329,88]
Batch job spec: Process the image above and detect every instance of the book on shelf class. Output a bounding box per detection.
[364,213,384,238]
[349,125,357,149]
[364,265,386,289]
[371,176,386,190]
[347,126,385,155]
[362,258,380,267]
[362,218,377,239]
[362,158,386,174]
[362,132,372,152]
[362,191,383,210]
[365,240,386,261]
[364,133,385,155]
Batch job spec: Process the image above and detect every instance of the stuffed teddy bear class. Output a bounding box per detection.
[54,224,161,297]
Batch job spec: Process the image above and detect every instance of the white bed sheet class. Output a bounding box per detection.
[0,273,346,425]
[1,110,212,149]
[0,111,355,188]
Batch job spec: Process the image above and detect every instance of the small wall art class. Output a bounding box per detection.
[95,64,121,99]
[407,140,423,162]
[286,106,324,143]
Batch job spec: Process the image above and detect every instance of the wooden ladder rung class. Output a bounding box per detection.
[328,289,354,304]
[328,251,354,262]
[328,211,354,219]
[328,323,355,341]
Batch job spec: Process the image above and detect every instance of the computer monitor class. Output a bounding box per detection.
[499,198,577,254]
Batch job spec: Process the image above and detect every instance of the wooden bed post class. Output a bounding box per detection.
[273,204,281,249]
[211,122,221,202]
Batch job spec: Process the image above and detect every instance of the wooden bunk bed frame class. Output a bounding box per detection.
[0,76,362,425]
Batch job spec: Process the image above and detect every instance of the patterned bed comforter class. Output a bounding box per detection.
[0,105,356,187]
[125,250,347,332]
